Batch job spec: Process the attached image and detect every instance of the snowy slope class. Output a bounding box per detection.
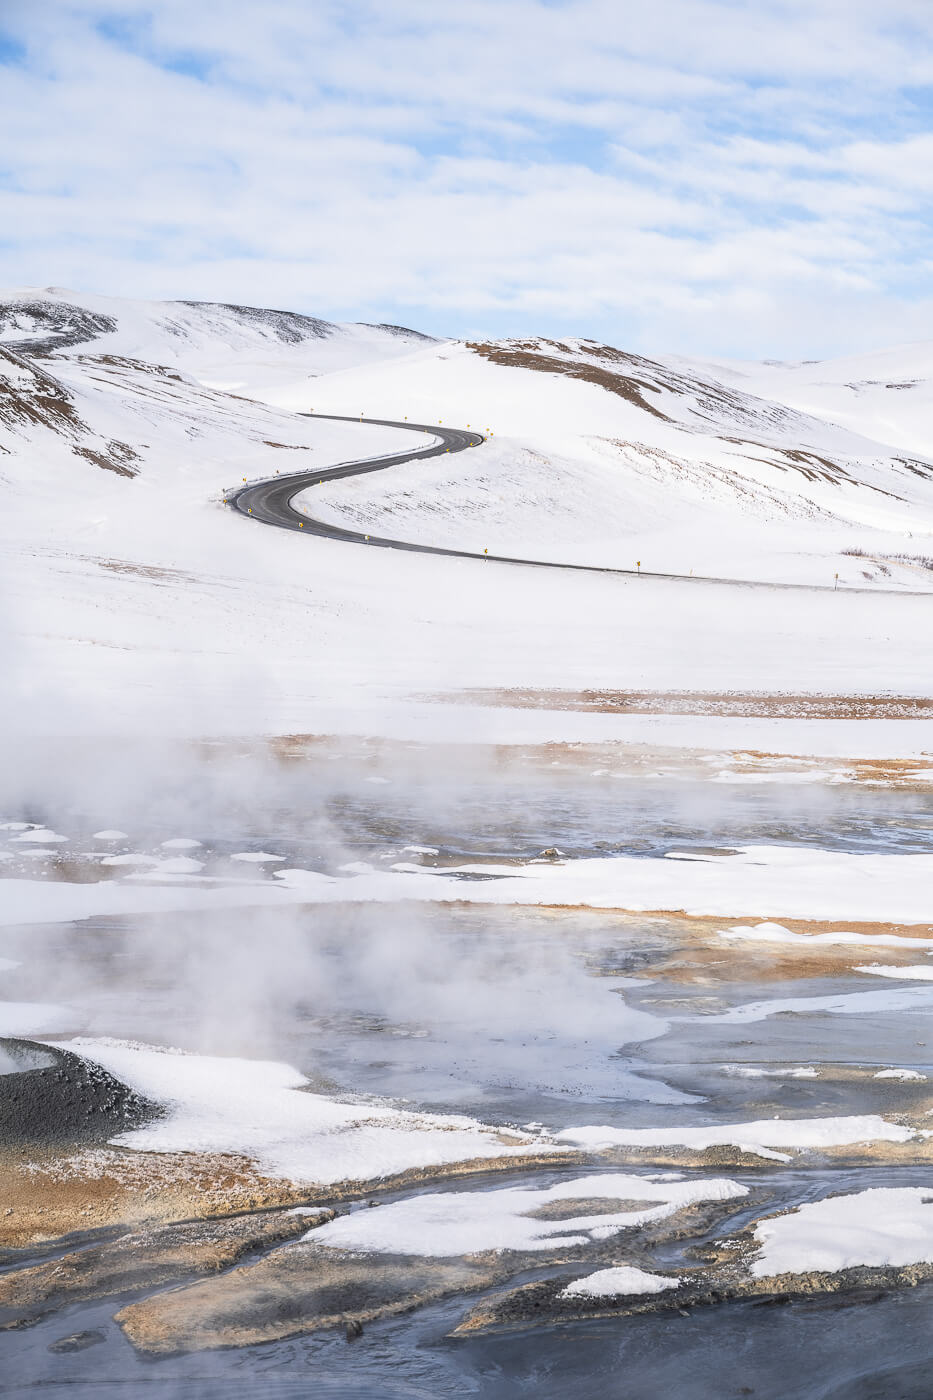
[0,287,437,398]
[289,338,933,584]
[2,289,932,745]
[684,343,933,462]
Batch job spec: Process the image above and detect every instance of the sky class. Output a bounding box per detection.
[2,0,933,357]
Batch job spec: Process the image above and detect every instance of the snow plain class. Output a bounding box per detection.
[2,287,933,751]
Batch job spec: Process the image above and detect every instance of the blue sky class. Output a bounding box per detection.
[2,0,933,356]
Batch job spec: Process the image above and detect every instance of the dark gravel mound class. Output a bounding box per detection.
[178,299,334,342]
[0,299,118,355]
[0,1039,162,1149]
[358,321,437,342]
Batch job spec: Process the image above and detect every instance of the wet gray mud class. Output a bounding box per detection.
[2,745,933,1395]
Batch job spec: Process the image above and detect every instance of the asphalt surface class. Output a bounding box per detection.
[228,413,929,594]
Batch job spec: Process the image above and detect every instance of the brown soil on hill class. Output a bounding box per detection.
[443,687,933,720]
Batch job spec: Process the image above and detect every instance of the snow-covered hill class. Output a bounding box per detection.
[682,343,933,462]
[2,288,931,745]
[287,336,933,584]
[0,287,436,397]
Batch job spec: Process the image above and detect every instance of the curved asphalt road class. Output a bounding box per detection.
[228,412,929,594]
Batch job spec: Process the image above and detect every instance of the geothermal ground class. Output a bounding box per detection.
[1,291,933,1398]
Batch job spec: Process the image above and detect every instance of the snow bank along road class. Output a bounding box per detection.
[228,413,927,594]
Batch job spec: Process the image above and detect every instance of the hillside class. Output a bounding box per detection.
[284,335,933,584]
[2,289,931,744]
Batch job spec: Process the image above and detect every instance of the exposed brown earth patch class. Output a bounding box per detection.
[467,341,673,420]
[0,1207,332,1329]
[0,1145,577,1252]
[117,1247,502,1355]
[439,687,933,721]
[71,441,139,477]
[568,1136,933,1173]
[227,734,929,791]
[0,347,86,435]
[609,912,933,986]
[466,338,805,439]
[93,557,201,584]
[0,346,139,475]
[526,1197,657,1221]
[0,1147,313,1252]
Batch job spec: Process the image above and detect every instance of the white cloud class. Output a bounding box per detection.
[1,0,932,354]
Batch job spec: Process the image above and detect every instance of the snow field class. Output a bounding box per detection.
[307,1173,747,1256]
[557,1116,916,1164]
[3,290,933,744]
[751,1187,933,1278]
[4,843,933,928]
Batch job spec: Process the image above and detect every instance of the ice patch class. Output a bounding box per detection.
[9,829,67,844]
[751,1187,933,1278]
[559,1265,681,1299]
[721,922,933,949]
[150,857,205,875]
[557,1115,914,1162]
[230,851,285,863]
[93,829,129,840]
[710,987,933,1023]
[722,1065,818,1079]
[874,1068,926,1081]
[309,1173,747,1256]
[160,838,202,850]
[855,964,933,981]
[274,848,933,925]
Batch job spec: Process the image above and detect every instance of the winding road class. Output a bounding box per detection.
[229,414,485,557]
[227,412,929,594]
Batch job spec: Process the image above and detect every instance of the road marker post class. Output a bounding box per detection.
[637,560,641,574]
